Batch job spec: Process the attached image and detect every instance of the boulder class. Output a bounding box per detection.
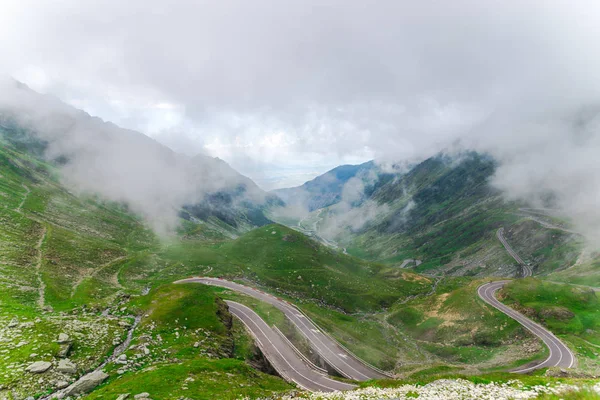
[56,380,69,389]
[25,361,52,373]
[57,343,72,358]
[116,394,130,400]
[134,393,150,399]
[57,359,77,374]
[64,370,109,396]
[8,318,18,328]
[57,333,70,344]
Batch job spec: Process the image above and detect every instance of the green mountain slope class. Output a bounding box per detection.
[272,161,386,211]
[273,152,586,279]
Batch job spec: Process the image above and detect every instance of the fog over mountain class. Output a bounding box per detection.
[0,79,275,234]
[1,1,600,241]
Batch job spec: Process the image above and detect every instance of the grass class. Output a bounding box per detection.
[85,283,293,399]
[501,278,600,374]
[215,224,433,313]
[385,278,547,368]
[1,131,597,398]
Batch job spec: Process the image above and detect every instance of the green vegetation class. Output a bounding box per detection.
[501,279,600,374]
[87,283,293,399]
[1,125,598,399]
[385,278,547,369]
[216,225,433,312]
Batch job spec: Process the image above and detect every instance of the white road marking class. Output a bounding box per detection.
[227,301,355,392]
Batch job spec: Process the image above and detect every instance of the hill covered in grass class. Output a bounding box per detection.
[271,152,586,280]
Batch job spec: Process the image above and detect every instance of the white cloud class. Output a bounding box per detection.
[2,0,600,238]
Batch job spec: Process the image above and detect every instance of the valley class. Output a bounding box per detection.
[0,88,598,399]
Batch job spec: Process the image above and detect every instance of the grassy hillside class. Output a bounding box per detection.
[385,278,547,372]
[281,152,588,282]
[1,120,598,399]
[500,279,600,374]
[87,283,292,400]
[0,141,157,398]
[217,224,432,312]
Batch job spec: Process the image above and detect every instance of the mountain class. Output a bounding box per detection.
[0,79,280,235]
[271,152,587,279]
[272,160,389,211]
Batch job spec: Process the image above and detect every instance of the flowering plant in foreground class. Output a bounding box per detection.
[252,379,600,400]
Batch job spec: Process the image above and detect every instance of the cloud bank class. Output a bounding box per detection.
[1,1,600,239]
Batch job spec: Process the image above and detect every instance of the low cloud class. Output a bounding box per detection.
[1,2,600,241]
[0,80,262,235]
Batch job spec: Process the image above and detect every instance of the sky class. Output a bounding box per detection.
[2,0,596,189]
[2,1,600,239]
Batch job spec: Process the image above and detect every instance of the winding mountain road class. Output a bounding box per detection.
[478,281,576,372]
[176,277,390,381]
[226,301,356,392]
[497,228,532,277]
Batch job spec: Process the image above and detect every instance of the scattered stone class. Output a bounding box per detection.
[57,359,77,374]
[57,333,70,344]
[25,361,52,373]
[29,353,38,358]
[193,342,200,348]
[8,318,18,328]
[118,354,127,362]
[56,380,69,389]
[134,393,150,399]
[64,370,109,396]
[116,394,130,400]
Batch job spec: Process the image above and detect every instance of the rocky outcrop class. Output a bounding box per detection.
[57,359,77,374]
[63,370,109,396]
[56,333,70,344]
[25,361,52,373]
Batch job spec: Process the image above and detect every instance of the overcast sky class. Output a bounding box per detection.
[1,1,600,190]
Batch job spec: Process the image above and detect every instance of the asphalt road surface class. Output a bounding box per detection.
[177,277,390,380]
[497,228,532,277]
[478,281,576,372]
[225,300,356,392]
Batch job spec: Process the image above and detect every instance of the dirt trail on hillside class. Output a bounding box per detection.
[16,184,30,212]
[34,226,47,309]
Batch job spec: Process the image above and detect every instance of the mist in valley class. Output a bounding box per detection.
[1,1,600,243]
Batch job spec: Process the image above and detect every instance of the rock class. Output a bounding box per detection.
[25,361,52,373]
[64,370,109,396]
[57,359,77,374]
[57,343,72,358]
[29,353,38,358]
[118,354,127,362]
[8,318,18,328]
[540,306,575,321]
[57,333,70,344]
[545,367,570,377]
[56,380,69,389]
[116,394,130,400]
[134,393,150,399]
